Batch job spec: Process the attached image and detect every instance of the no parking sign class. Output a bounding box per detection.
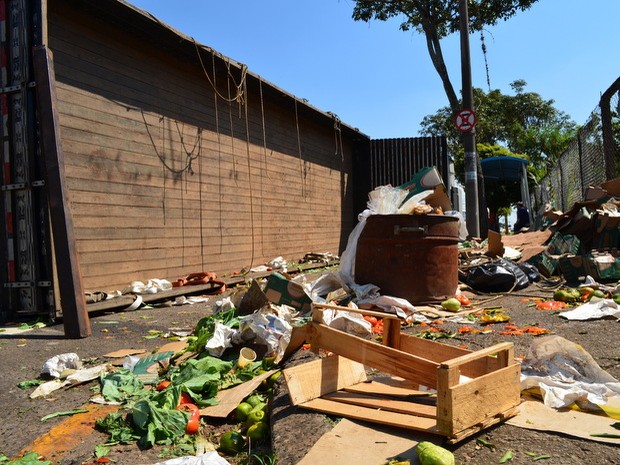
[454,108,477,132]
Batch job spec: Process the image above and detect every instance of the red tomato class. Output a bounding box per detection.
[156,380,171,391]
[455,294,470,306]
[364,315,378,326]
[179,392,193,405]
[177,403,201,434]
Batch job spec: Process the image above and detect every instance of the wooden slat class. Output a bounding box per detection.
[436,363,521,437]
[299,397,439,433]
[33,45,91,338]
[446,406,520,444]
[312,303,400,320]
[343,380,432,399]
[399,333,504,378]
[323,391,437,419]
[439,342,514,369]
[283,356,367,406]
[310,323,439,389]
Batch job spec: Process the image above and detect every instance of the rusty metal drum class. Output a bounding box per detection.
[354,214,459,304]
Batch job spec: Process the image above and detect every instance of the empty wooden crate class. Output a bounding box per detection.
[283,303,521,443]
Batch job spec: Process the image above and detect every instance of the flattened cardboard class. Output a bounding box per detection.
[298,418,430,465]
[507,398,620,445]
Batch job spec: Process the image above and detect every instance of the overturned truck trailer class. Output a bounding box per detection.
[0,0,371,331]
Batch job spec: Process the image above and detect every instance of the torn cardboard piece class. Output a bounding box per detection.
[264,272,313,314]
[199,369,276,418]
[508,398,620,445]
[297,418,429,465]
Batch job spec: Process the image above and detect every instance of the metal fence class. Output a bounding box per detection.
[370,136,449,189]
[533,78,620,219]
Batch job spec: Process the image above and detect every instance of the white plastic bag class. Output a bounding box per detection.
[520,335,620,408]
[41,353,82,378]
[205,322,237,357]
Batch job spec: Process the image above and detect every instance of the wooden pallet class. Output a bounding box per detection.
[283,303,521,443]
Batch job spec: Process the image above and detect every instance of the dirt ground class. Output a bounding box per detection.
[1,278,620,465]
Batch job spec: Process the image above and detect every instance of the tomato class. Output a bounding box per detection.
[245,394,264,408]
[179,392,193,405]
[364,315,378,325]
[247,421,269,443]
[235,402,253,422]
[177,403,200,434]
[246,409,265,427]
[455,294,470,306]
[156,380,171,391]
[219,431,245,454]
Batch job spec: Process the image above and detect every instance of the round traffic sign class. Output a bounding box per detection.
[454,109,477,132]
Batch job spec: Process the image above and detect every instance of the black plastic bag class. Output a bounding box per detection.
[517,262,541,283]
[465,258,530,293]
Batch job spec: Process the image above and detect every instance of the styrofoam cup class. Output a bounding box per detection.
[237,347,257,368]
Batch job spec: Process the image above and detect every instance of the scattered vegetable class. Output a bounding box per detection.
[524,451,551,461]
[156,380,171,391]
[236,402,253,422]
[440,298,461,312]
[553,288,580,303]
[40,408,89,422]
[247,420,269,443]
[219,430,245,454]
[476,437,495,449]
[177,402,200,434]
[454,293,470,306]
[535,300,568,311]
[246,408,265,427]
[499,450,513,463]
[416,441,455,465]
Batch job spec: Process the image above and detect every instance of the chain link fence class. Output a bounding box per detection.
[533,78,620,223]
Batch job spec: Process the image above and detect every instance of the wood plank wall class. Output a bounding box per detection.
[47,4,361,292]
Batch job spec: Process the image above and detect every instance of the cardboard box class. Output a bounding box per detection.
[527,251,559,277]
[593,214,620,250]
[398,167,452,212]
[264,272,312,314]
[558,255,598,283]
[601,177,620,196]
[590,251,620,281]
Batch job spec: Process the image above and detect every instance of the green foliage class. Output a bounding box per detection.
[0,452,51,464]
[352,1,539,111]
[95,412,140,444]
[188,307,239,353]
[422,81,577,172]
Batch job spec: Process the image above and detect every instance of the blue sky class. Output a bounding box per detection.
[128,0,620,140]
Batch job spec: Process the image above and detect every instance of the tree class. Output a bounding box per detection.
[420,80,578,176]
[351,0,539,115]
[352,1,539,238]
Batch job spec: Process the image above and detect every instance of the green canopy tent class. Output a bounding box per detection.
[480,156,532,230]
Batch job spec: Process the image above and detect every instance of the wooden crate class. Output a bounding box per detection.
[283,303,521,443]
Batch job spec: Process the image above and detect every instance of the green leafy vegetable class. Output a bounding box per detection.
[95,412,139,444]
[94,444,110,458]
[0,452,51,464]
[100,368,149,402]
[40,408,89,422]
[188,308,239,353]
[17,379,45,389]
[132,399,189,448]
[476,438,496,450]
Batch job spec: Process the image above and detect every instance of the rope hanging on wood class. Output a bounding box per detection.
[140,109,201,175]
[193,39,247,104]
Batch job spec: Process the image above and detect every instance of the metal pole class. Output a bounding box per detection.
[460,0,480,238]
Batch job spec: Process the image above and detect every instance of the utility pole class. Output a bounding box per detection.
[459,0,480,238]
